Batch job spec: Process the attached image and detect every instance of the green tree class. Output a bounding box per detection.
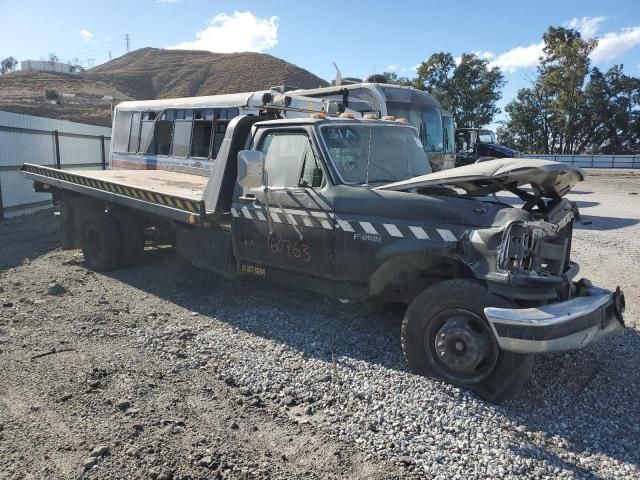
[383,71,412,87]
[69,58,85,73]
[415,52,505,128]
[497,84,553,153]
[48,53,59,71]
[1,56,18,74]
[538,27,597,153]
[501,26,640,154]
[581,66,640,153]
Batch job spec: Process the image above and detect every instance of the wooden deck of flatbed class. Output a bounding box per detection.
[67,168,208,201]
[21,164,211,224]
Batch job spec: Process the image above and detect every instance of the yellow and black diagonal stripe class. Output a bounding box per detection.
[23,164,203,215]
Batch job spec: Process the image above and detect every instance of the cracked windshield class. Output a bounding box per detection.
[322,124,431,184]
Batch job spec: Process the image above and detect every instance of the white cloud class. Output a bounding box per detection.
[471,50,496,60]
[168,11,279,53]
[591,26,640,62]
[565,16,608,38]
[79,29,94,42]
[386,64,419,73]
[487,17,640,73]
[488,42,544,73]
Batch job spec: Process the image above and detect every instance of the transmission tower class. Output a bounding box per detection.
[87,58,95,68]
[125,34,130,53]
[108,50,112,61]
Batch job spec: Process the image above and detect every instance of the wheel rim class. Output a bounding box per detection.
[424,308,499,384]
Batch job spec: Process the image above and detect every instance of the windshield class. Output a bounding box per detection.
[386,103,443,152]
[442,116,455,153]
[321,124,431,184]
[478,130,496,143]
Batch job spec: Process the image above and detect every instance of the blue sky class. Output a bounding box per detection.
[1,0,640,125]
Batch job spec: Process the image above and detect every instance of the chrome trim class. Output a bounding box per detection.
[485,293,624,353]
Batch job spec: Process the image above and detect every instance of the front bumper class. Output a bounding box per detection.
[484,283,626,354]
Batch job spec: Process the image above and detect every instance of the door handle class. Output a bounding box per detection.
[239,194,256,201]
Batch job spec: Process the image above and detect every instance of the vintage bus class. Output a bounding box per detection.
[109,90,339,172]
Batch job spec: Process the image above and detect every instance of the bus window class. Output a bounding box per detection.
[172,109,193,158]
[190,109,213,158]
[113,111,132,153]
[211,122,227,158]
[210,108,239,158]
[128,112,141,153]
[442,116,455,153]
[148,111,172,156]
[139,112,155,153]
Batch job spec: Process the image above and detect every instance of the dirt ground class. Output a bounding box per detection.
[0,169,638,479]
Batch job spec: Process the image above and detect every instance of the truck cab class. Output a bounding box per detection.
[455,127,518,167]
[225,115,625,401]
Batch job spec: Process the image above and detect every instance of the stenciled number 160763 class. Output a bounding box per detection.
[269,237,311,262]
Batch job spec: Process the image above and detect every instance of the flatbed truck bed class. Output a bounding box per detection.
[21,163,208,224]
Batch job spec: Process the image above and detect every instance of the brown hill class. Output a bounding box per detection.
[0,71,132,126]
[0,48,328,127]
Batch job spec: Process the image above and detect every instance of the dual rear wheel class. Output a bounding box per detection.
[80,210,144,271]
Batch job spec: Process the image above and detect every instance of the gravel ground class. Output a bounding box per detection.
[0,169,638,479]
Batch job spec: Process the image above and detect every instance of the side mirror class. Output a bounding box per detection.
[237,150,264,189]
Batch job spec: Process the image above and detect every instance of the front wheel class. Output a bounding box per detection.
[401,279,533,403]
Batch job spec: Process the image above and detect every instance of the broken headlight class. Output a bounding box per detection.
[497,221,570,277]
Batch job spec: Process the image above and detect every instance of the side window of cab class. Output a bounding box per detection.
[259,131,324,188]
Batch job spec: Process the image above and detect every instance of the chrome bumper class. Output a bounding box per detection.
[484,285,626,354]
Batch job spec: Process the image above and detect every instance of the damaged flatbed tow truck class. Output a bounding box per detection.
[22,109,626,402]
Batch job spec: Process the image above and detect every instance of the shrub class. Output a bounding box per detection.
[44,88,59,100]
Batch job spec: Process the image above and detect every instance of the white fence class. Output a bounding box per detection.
[0,111,111,218]
[524,154,639,169]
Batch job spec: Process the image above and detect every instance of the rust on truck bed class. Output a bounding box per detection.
[21,163,208,223]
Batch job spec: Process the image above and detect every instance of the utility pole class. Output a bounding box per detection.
[125,34,130,53]
[87,58,95,68]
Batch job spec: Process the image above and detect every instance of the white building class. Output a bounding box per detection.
[21,60,73,74]
[0,111,112,217]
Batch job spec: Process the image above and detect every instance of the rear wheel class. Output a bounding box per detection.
[113,210,144,267]
[401,279,533,402]
[81,213,122,271]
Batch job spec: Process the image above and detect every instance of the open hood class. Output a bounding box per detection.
[375,158,585,199]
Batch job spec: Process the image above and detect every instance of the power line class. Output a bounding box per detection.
[125,34,130,54]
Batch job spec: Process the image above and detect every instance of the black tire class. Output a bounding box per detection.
[80,213,122,271]
[401,279,534,403]
[113,210,144,267]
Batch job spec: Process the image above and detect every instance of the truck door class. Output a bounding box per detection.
[232,128,334,279]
